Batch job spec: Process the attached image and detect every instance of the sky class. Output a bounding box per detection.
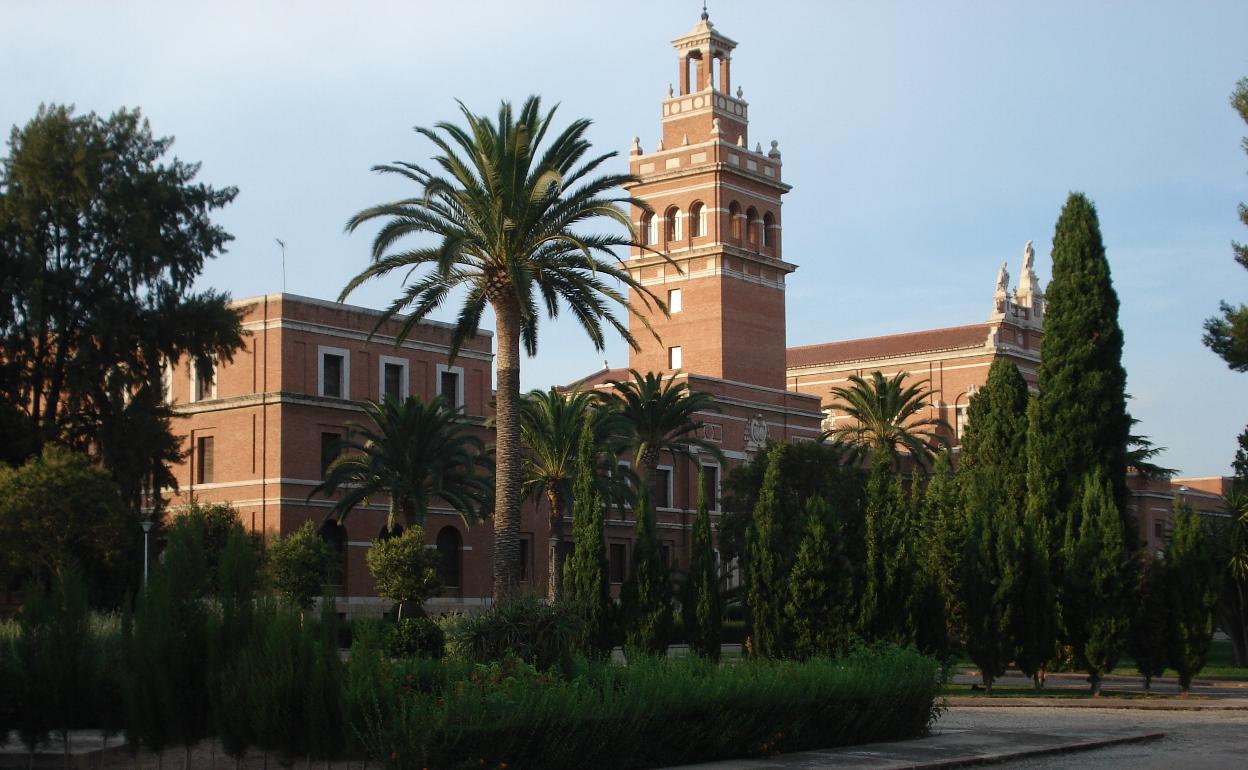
[3,0,1247,477]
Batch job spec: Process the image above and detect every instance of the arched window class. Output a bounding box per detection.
[745,206,759,245]
[762,211,775,249]
[640,212,657,246]
[666,206,682,242]
[728,201,742,240]
[318,519,347,588]
[436,526,462,588]
[689,201,706,238]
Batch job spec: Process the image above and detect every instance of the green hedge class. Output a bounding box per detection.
[349,642,940,770]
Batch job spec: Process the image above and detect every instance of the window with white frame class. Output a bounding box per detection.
[668,288,682,313]
[162,360,175,403]
[191,359,217,402]
[652,465,673,509]
[379,355,409,401]
[700,463,720,511]
[436,363,465,409]
[318,346,350,399]
[955,403,969,441]
[669,346,682,370]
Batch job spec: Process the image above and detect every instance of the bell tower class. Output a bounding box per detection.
[625,11,796,390]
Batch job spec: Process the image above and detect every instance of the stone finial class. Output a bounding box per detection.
[995,261,1010,295]
[656,138,665,151]
[668,83,674,98]
[736,85,743,99]
[630,136,642,155]
[768,140,781,159]
[682,133,690,146]
[736,134,745,147]
[754,142,763,154]
[711,117,722,136]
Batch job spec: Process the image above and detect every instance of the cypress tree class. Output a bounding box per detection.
[620,484,671,657]
[1014,508,1057,688]
[563,414,613,658]
[858,451,914,645]
[924,450,964,644]
[1063,472,1136,695]
[1165,506,1220,694]
[1028,193,1131,552]
[959,496,1017,693]
[208,525,261,759]
[785,496,852,658]
[909,472,950,659]
[1130,559,1169,693]
[746,444,787,657]
[683,469,723,659]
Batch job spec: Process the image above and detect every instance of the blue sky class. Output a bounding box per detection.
[4,1,1247,476]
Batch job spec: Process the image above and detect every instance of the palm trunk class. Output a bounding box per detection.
[547,487,566,604]
[492,300,523,600]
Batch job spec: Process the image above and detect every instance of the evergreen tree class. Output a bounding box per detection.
[785,496,852,658]
[1203,78,1248,370]
[1063,472,1136,695]
[908,472,949,659]
[563,414,613,659]
[207,526,261,760]
[923,450,965,645]
[1165,506,1220,694]
[1028,193,1131,552]
[366,526,440,620]
[1130,559,1169,693]
[683,469,723,659]
[959,495,1017,694]
[1014,507,1057,688]
[265,520,331,609]
[858,451,914,645]
[746,444,788,657]
[619,484,671,657]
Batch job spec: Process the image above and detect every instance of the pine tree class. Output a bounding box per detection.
[563,414,613,658]
[746,444,788,657]
[620,484,671,657]
[858,451,914,645]
[1165,506,1220,694]
[785,496,852,658]
[1028,193,1131,554]
[1063,472,1136,695]
[683,469,723,659]
[1130,559,1169,693]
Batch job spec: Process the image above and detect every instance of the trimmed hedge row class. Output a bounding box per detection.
[349,642,941,770]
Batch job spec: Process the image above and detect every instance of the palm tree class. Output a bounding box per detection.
[609,370,723,492]
[341,97,665,598]
[311,395,493,535]
[821,371,949,469]
[519,387,620,602]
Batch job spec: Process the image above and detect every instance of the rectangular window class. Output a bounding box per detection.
[384,364,402,399]
[320,432,341,476]
[436,364,464,408]
[669,346,682,370]
[652,466,672,509]
[1154,520,1165,538]
[192,360,216,402]
[323,355,343,397]
[318,346,350,399]
[609,543,627,584]
[379,355,408,401]
[196,436,214,484]
[518,537,531,583]
[661,541,673,569]
[701,464,720,511]
[669,288,682,313]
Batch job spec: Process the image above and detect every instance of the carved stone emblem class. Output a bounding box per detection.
[745,413,769,452]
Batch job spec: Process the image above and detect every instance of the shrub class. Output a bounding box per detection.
[365,526,440,620]
[440,597,580,673]
[387,617,445,659]
[354,642,941,770]
[265,520,331,609]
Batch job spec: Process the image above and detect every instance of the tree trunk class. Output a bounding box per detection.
[492,300,523,601]
[547,487,566,604]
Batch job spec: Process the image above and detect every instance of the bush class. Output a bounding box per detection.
[386,617,444,659]
[355,642,940,769]
[265,520,332,609]
[365,527,440,620]
[439,597,580,673]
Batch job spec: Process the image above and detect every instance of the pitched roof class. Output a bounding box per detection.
[786,324,989,369]
[560,366,630,392]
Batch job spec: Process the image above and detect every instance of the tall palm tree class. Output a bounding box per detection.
[821,371,949,469]
[311,395,493,535]
[341,97,665,598]
[519,387,631,602]
[609,370,723,490]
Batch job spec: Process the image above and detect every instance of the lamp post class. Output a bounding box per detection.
[140,519,154,587]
